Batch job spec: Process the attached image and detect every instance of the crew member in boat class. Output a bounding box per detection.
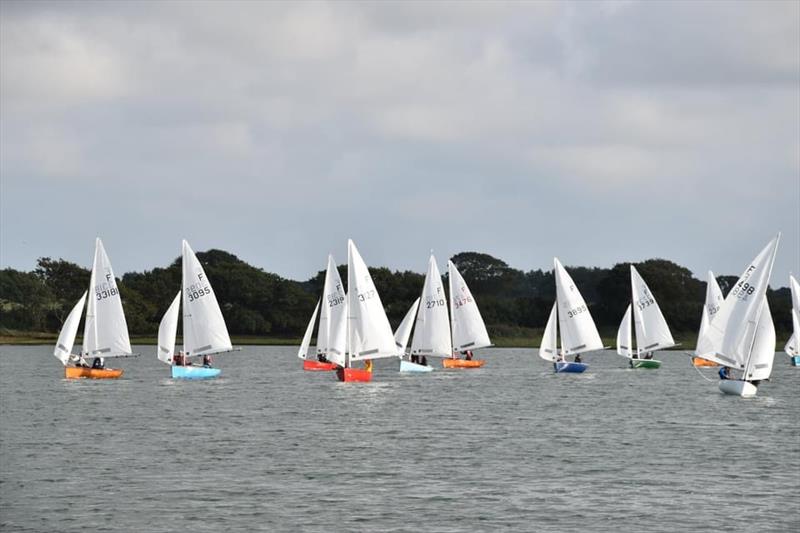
[420,356,428,366]
[644,352,653,360]
[411,353,419,364]
[463,350,474,361]
[173,353,184,366]
[317,352,329,363]
[718,366,732,380]
[574,354,582,363]
[202,354,213,368]
[91,357,105,369]
[70,354,90,368]
[364,359,373,373]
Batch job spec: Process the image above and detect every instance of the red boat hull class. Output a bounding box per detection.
[336,367,372,382]
[303,360,338,371]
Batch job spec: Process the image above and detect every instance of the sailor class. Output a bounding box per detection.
[574,354,582,363]
[365,359,373,373]
[70,354,89,368]
[202,354,213,368]
[91,357,104,369]
[719,366,732,380]
[464,350,474,361]
[420,356,428,366]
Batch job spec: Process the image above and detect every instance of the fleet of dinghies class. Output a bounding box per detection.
[52,234,795,397]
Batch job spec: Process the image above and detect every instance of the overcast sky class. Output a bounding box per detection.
[1,0,798,286]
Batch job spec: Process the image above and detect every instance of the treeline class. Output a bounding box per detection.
[0,250,793,340]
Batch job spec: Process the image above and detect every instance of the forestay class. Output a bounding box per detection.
[448,260,491,352]
[298,300,320,360]
[82,238,133,359]
[346,240,397,362]
[53,292,87,364]
[697,270,724,343]
[157,292,181,364]
[630,266,675,353]
[554,258,603,356]
[394,298,420,356]
[616,305,633,358]
[410,254,452,358]
[695,235,780,368]
[181,240,233,357]
[743,300,775,381]
[538,304,559,361]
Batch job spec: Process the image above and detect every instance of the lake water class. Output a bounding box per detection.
[1,346,798,532]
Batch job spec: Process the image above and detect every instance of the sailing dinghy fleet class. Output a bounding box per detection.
[51,234,794,396]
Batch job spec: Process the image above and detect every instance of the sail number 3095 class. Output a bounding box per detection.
[567,304,587,318]
[187,286,211,302]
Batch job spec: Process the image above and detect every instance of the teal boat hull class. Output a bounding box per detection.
[171,365,221,379]
[791,355,800,367]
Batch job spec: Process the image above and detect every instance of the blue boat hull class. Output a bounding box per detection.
[171,365,221,379]
[791,356,800,367]
[400,360,433,372]
[554,361,588,373]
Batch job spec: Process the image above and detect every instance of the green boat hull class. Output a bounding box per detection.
[632,359,661,369]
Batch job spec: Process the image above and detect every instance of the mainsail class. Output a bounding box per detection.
[410,254,452,358]
[448,260,491,352]
[554,258,603,356]
[181,240,233,357]
[82,238,132,359]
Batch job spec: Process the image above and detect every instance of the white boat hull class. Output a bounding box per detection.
[400,360,433,372]
[719,380,758,397]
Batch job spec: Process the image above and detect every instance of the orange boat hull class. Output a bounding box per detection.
[336,367,372,382]
[64,367,123,379]
[692,357,718,368]
[443,359,485,369]
[303,360,338,371]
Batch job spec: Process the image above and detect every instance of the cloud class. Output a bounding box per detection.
[0,0,797,286]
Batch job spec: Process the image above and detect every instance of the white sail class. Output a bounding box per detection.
[53,292,87,364]
[695,235,780,369]
[298,300,320,360]
[785,310,799,357]
[743,300,776,381]
[394,297,420,356]
[630,266,675,353]
[181,240,233,357]
[448,260,491,352]
[554,257,604,356]
[616,304,633,358]
[538,303,559,361]
[157,291,181,365]
[410,254,452,358]
[319,255,347,366]
[346,240,397,362]
[786,275,800,356]
[697,270,724,343]
[82,238,132,359]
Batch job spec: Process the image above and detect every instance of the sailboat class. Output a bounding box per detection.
[785,275,799,366]
[156,240,234,379]
[538,257,604,373]
[337,239,398,382]
[405,254,451,371]
[53,238,133,379]
[297,255,347,371]
[444,260,491,368]
[394,298,428,372]
[692,271,724,367]
[615,266,675,369]
[694,235,780,397]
